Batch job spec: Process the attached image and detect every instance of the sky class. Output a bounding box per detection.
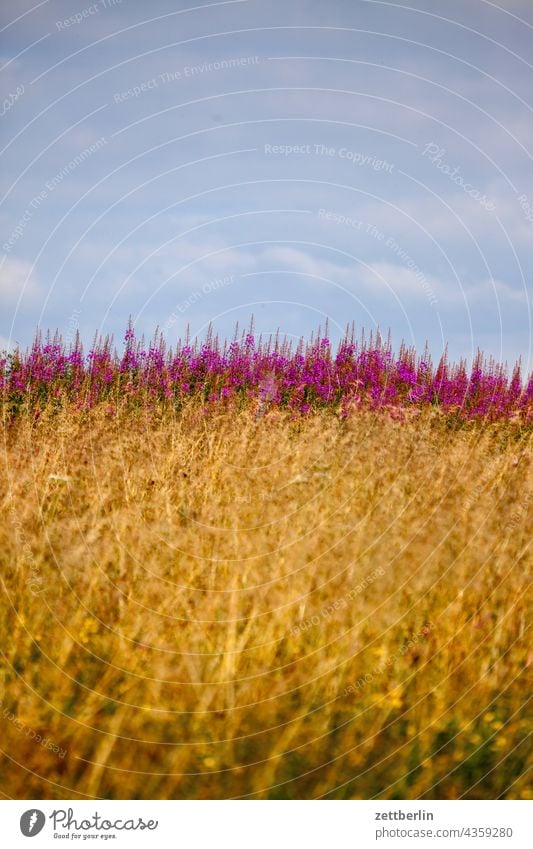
[1,0,532,367]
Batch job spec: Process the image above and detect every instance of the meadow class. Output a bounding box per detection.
[0,327,531,799]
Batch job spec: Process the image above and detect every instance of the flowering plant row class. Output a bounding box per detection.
[1,323,531,422]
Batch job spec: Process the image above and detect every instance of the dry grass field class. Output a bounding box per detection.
[1,403,531,799]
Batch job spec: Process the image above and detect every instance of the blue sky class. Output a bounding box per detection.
[1,0,532,367]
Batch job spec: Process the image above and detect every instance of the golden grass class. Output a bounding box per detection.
[0,404,531,799]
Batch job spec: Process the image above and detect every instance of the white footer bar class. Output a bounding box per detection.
[2,800,531,848]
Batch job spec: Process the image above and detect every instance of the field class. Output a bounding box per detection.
[0,329,531,799]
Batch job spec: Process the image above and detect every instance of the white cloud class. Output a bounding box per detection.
[357,261,445,304]
[0,256,40,305]
[358,262,529,308]
[468,277,529,304]
[261,245,352,282]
